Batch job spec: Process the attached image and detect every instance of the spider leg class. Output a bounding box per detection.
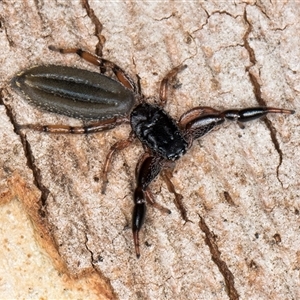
[160,169,190,223]
[49,46,137,92]
[178,106,221,128]
[221,107,295,122]
[133,155,164,258]
[132,187,171,258]
[101,132,135,194]
[18,117,129,134]
[180,106,295,145]
[144,189,171,215]
[134,152,171,213]
[159,64,187,107]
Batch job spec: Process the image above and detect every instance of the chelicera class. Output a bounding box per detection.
[12,46,295,258]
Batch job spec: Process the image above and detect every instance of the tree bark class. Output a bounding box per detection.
[0,1,299,299]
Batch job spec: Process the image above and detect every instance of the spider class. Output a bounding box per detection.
[12,46,295,257]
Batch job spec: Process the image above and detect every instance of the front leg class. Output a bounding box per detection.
[132,186,147,258]
[132,155,165,258]
[180,106,294,144]
[221,107,294,123]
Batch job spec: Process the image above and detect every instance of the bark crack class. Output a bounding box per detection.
[154,13,174,22]
[83,231,96,264]
[198,215,239,300]
[0,16,15,47]
[81,0,105,57]
[0,89,50,215]
[83,232,119,300]
[243,7,285,186]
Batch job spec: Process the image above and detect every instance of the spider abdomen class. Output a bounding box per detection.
[12,65,136,120]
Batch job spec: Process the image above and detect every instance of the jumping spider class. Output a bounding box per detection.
[12,46,295,257]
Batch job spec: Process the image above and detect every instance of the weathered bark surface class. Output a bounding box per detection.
[0,1,299,299]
